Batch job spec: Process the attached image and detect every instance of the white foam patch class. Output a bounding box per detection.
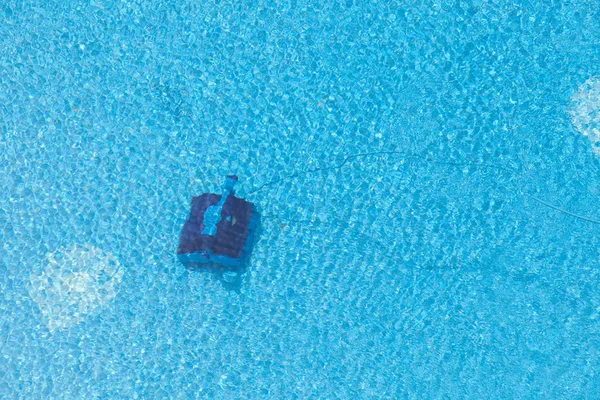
[28,244,125,333]
[571,76,600,155]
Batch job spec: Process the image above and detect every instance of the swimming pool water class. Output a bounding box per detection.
[2,0,600,398]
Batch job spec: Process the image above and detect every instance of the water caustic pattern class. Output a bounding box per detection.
[571,76,600,155]
[28,244,124,333]
[3,0,600,398]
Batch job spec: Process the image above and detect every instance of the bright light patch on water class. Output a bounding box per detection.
[571,76,600,155]
[28,244,125,333]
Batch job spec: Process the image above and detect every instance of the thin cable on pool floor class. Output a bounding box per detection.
[248,150,600,225]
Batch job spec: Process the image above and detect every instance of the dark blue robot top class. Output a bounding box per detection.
[177,175,260,271]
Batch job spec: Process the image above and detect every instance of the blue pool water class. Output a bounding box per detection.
[2,0,600,398]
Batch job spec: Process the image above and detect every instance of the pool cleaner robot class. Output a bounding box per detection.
[177,175,260,279]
